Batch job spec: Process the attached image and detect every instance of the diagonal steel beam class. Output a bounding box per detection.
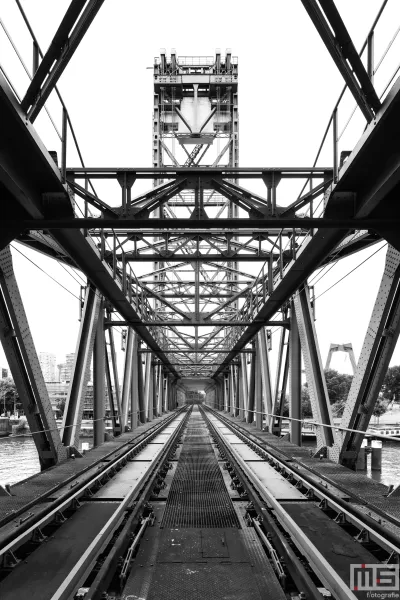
[0,246,67,468]
[319,0,381,112]
[62,283,101,449]
[25,0,105,122]
[294,285,334,449]
[332,245,400,468]
[174,107,193,133]
[198,107,217,133]
[300,0,380,121]
[68,180,119,218]
[21,0,87,112]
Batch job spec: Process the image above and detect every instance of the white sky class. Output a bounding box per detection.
[1,0,400,383]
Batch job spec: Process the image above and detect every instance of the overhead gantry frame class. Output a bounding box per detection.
[1,0,400,469]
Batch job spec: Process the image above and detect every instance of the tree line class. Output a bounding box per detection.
[283,365,400,419]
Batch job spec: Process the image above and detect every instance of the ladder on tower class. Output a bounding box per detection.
[184,144,203,166]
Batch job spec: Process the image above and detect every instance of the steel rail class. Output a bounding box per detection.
[204,408,398,599]
[0,408,187,566]
[205,407,400,556]
[49,409,190,600]
[202,408,358,600]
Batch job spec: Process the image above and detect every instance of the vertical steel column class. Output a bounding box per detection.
[258,328,273,430]
[121,327,134,430]
[61,108,67,183]
[105,346,120,436]
[294,286,334,449]
[234,365,240,417]
[247,344,256,424]
[218,377,224,410]
[230,365,236,416]
[238,364,244,419]
[157,365,163,416]
[106,315,122,428]
[272,323,290,435]
[130,332,138,430]
[166,377,172,411]
[289,301,302,446]
[333,108,338,183]
[62,284,101,450]
[32,41,39,75]
[163,373,168,412]
[93,299,105,447]
[239,353,248,420]
[224,376,229,412]
[137,343,145,422]
[332,246,400,468]
[0,246,66,468]
[144,352,152,421]
[171,379,177,409]
[154,365,159,416]
[254,337,263,429]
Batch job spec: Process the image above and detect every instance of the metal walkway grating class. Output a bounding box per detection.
[161,411,240,528]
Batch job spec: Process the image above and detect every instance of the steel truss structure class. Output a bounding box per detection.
[1,0,400,470]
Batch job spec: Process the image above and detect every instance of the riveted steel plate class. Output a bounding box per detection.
[245,461,306,500]
[134,443,168,461]
[157,529,203,562]
[220,433,243,444]
[95,460,153,499]
[230,444,265,461]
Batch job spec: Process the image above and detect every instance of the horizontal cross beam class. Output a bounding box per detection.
[105,320,289,327]
[13,218,400,230]
[139,349,255,353]
[66,167,333,179]
[120,253,279,262]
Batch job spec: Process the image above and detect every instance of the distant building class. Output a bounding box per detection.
[1,368,8,379]
[46,382,110,418]
[65,353,75,382]
[39,352,56,383]
[56,353,92,383]
[57,362,67,382]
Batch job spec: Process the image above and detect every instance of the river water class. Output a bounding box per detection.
[1,436,400,488]
[0,436,93,485]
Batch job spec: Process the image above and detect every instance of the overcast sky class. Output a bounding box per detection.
[1,0,399,382]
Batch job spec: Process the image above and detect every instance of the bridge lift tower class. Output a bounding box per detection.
[325,343,357,374]
[150,49,241,392]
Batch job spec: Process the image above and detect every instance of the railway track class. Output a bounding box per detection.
[0,408,189,600]
[1,404,399,600]
[203,406,400,600]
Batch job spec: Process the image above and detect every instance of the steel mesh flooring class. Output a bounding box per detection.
[146,563,262,600]
[161,412,240,528]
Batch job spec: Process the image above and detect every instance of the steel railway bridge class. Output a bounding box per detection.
[1,1,400,599]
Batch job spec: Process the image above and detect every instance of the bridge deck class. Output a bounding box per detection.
[1,407,400,599]
[122,407,286,600]
[0,412,173,531]
[219,411,400,537]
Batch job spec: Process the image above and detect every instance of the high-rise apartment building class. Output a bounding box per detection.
[39,352,56,383]
[65,353,75,382]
